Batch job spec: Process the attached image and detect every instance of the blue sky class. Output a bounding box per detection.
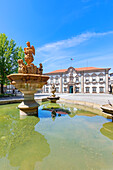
[0,0,113,73]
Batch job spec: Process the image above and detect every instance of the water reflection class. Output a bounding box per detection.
[100,122,113,140]
[0,116,50,170]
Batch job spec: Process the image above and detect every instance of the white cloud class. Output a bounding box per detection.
[35,31,113,73]
[37,31,113,52]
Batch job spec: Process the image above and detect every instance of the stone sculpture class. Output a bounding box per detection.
[47,84,60,103]
[51,84,56,97]
[18,41,43,75]
[7,42,49,116]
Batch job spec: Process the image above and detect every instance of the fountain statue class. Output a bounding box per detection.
[7,42,49,116]
[47,84,60,103]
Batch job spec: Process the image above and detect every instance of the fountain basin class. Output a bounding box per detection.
[47,96,60,103]
[7,73,49,116]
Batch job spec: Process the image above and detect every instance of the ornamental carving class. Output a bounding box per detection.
[18,42,43,75]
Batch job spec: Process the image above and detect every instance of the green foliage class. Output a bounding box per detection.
[0,33,24,93]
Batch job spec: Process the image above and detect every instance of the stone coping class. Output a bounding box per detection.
[0,94,112,119]
[59,98,112,119]
[0,98,47,105]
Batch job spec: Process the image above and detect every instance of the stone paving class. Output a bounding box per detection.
[57,93,113,105]
[0,93,113,106]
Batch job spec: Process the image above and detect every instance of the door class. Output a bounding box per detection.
[69,86,73,93]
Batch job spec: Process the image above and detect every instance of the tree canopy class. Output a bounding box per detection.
[0,33,24,94]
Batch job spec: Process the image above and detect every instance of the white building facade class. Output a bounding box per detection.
[43,67,111,94]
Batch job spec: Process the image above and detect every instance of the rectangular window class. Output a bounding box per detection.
[64,87,67,92]
[56,87,59,93]
[92,78,96,82]
[92,87,97,93]
[46,87,49,93]
[100,87,104,93]
[64,78,67,83]
[86,79,89,83]
[75,87,79,93]
[55,80,59,84]
[99,78,103,82]
[51,80,53,84]
[76,77,79,82]
[86,87,90,93]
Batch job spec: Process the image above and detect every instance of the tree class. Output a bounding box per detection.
[0,33,24,94]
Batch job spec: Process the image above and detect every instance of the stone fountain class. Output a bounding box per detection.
[7,42,49,116]
[47,84,60,103]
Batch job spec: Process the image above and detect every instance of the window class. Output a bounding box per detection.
[92,78,96,82]
[75,87,79,93]
[64,78,67,83]
[86,87,90,93]
[100,87,104,93]
[92,87,97,93]
[51,80,53,84]
[86,79,89,83]
[50,76,53,80]
[56,87,59,92]
[64,87,67,92]
[99,78,103,82]
[46,87,49,93]
[55,79,59,84]
[76,77,79,83]
[55,77,58,83]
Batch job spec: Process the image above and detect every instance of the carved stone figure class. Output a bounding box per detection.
[51,84,56,97]
[24,41,35,66]
[17,42,43,75]
[37,63,43,75]
[47,84,60,103]
[18,59,27,74]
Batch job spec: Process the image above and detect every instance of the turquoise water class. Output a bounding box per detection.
[0,103,113,170]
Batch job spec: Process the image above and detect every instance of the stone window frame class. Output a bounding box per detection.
[75,75,79,83]
[91,73,97,83]
[50,76,53,80]
[98,73,104,77]
[85,77,90,83]
[64,87,67,92]
[99,86,104,93]
[86,87,90,93]
[84,73,90,77]
[63,75,67,83]
[92,87,97,93]
[56,87,59,93]
[55,76,59,80]
[46,87,49,93]
[75,87,79,93]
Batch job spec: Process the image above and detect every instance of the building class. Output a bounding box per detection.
[43,66,111,94]
[110,73,113,93]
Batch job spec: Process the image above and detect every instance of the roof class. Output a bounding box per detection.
[45,67,111,74]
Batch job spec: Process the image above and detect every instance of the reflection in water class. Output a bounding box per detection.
[100,122,113,140]
[0,102,104,170]
[0,115,50,170]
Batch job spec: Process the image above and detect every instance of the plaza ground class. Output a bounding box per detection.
[0,93,113,106]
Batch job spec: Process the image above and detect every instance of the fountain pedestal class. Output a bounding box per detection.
[7,74,49,116]
[18,94,39,116]
[47,84,60,103]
